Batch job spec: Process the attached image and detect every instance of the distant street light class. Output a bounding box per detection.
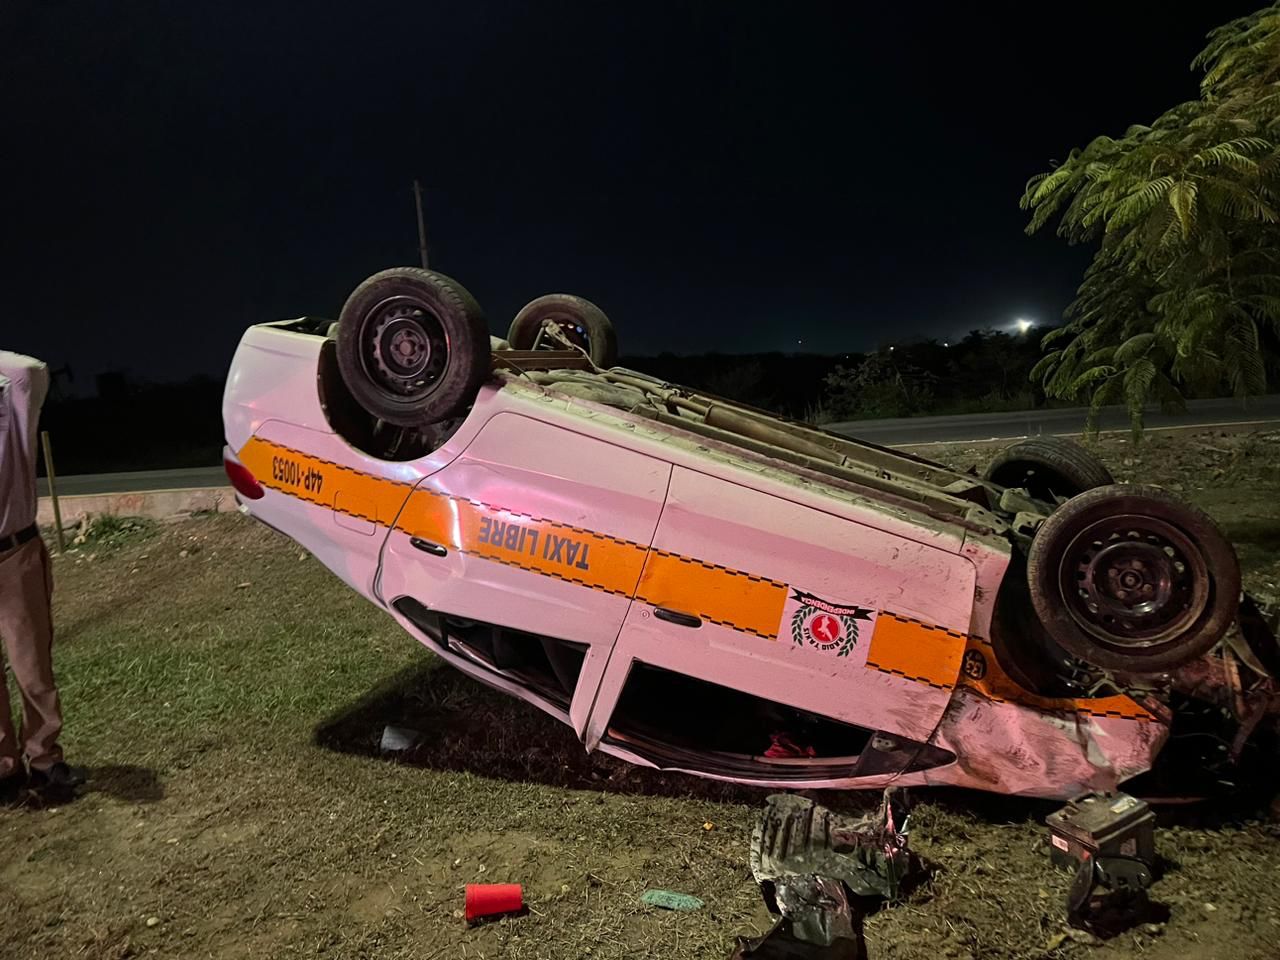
[1015,318,1034,334]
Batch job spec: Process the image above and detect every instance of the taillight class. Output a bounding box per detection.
[224,449,265,500]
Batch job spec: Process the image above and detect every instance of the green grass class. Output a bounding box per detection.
[4,430,1280,959]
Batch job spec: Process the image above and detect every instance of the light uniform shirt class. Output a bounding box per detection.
[0,351,50,539]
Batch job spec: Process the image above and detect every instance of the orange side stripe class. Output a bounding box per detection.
[959,637,1156,723]
[866,612,968,690]
[395,489,652,599]
[242,437,656,598]
[241,438,792,633]
[238,437,412,525]
[393,484,456,546]
[635,549,789,640]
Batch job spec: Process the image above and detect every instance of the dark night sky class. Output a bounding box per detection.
[0,2,1264,387]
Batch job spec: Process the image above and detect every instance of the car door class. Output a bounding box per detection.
[376,410,672,733]
[584,465,976,757]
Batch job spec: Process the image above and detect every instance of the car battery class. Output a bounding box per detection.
[1045,791,1155,870]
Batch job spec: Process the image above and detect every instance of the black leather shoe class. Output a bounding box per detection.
[0,769,27,804]
[28,762,86,791]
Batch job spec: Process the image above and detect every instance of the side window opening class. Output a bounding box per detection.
[391,598,587,710]
[603,661,955,780]
[610,661,873,760]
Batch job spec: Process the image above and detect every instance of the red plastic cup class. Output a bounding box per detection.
[464,883,523,922]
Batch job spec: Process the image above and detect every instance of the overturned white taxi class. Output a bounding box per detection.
[222,267,1276,799]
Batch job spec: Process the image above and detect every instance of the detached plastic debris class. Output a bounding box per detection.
[464,883,523,922]
[379,724,421,752]
[731,788,921,959]
[640,889,704,911]
[753,788,916,900]
[732,875,864,959]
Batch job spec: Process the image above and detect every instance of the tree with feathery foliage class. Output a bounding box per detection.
[1023,4,1280,437]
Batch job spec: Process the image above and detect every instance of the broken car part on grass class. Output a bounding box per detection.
[1047,791,1160,932]
[731,789,922,959]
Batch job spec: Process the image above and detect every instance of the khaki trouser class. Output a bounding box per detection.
[0,535,63,778]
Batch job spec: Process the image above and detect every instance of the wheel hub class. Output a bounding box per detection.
[360,297,449,397]
[383,320,430,376]
[1062,515,1207,649]
[1089,542,1174,618]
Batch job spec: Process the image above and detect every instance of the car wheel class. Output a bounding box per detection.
[507,294,618,368]
[988,551,1079,695]
[984,437,1113,503]
[1026,484,1240,674]
[336,267,490,426]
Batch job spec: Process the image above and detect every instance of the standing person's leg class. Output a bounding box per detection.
[0,649,21,786]
[0,537,64,775]
[0,540,33,795]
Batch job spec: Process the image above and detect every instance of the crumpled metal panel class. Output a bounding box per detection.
[770,874,862,946]
[924,689,1169,798]
[739,790,921,958]
[751,790,916,905]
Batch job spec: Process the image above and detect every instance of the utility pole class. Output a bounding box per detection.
[40,431,65,553]
[413,179,429,269]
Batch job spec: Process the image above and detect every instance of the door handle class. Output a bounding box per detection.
[653,607,702,628]
[410,537,448,557]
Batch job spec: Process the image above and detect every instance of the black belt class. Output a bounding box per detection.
[0,524,38,553]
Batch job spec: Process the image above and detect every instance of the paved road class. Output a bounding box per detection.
[39,395,1280,497]
[826,394,1280,446]
[40,465,230,498]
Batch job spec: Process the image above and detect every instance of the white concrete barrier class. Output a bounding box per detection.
[37,486,238,527]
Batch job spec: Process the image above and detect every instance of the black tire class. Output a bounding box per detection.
[984,437,1113,503]
[507,294,618,368]
[335,267,490,426]
[1027,484,1240,674]
[988,551,1078,696]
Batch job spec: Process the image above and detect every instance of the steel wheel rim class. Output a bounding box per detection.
[360,295,450,398]
[1057,512,1208,651]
